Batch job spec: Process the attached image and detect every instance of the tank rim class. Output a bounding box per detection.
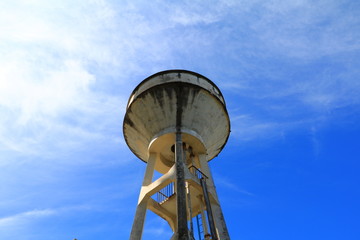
[126,69,226,108]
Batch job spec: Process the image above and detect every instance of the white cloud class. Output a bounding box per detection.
[231,116,280,141]
[0,0,133,159]
[0,0,240,159]
[215,176,254,196]
[169,3,221,26]
[216,1,360,141]
[0,58,95,123]
[250,0,360,58]
[0,209,56,228]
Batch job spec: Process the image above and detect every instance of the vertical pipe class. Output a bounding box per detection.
[175,131,188,239]
[200,178,218,240]
[198,154,230,239]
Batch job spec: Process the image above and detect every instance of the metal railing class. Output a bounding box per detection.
[154,182,175,203]
[189,165,208,180]
[153,166,208,204]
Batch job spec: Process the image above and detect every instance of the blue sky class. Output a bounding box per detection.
[0,0,359,239]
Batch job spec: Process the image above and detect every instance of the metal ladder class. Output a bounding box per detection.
[200,178,218,240]
[196,213,204,240]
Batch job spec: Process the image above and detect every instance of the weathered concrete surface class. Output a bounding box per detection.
[130,153,157,240]
[199,154,230,240]
[123,70,230,169]
[125,70,231,240]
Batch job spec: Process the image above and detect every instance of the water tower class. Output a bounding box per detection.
[123,70,230,240]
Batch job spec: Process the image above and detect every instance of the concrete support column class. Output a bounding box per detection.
[175,131,189,240]
[130,153,157,240]
[199,154,230,240]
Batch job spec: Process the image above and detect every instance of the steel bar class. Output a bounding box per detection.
[200,178,218,240]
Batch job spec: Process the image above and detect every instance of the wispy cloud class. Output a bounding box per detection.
[215,176,254,196]
[248,0,360,58]
[0,1,133,160]
[310,126,321,159]
[229,114,280,141]
[0,209,56,228]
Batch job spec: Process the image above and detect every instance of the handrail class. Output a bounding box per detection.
[153,166,208,204]
[153,182,175,203]
[188,165,208,180]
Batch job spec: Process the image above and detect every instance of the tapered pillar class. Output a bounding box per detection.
[199,154,230,240]
[130,153,157,240]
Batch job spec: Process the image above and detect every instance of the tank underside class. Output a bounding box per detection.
[123,70,230,170]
